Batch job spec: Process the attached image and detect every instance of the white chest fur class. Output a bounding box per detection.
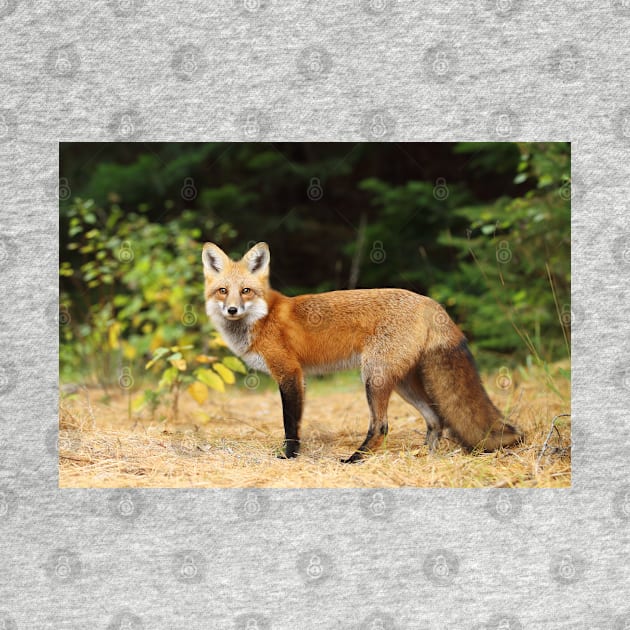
[209,312,270,375]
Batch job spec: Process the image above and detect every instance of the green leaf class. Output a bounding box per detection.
[145,346,170,369]
[222,356,247,375]
[196,368,225,392]
[159,366,179,388]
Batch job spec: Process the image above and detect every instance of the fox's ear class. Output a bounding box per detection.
[242,242,270,275]
[202,243,229,273]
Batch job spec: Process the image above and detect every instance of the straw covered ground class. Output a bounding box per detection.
[59,365,571,488]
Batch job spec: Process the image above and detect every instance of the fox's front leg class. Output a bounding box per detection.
[276,370,304,459]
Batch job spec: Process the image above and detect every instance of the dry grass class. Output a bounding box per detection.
[59,366,571,488]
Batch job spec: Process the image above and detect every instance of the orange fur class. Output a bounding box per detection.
[202,242,522,461]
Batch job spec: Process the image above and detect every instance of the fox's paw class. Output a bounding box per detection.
[277,440,300,459]
[277,451,299,460]
[341,451,366,464]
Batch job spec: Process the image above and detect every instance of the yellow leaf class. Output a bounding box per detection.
[213,363,235,384]
[122,341,137,360]
[187,381,208,404]
[211,335,228,348]
[131,394,145,412]
[195,354,218,364]
[196,368,225,392]
[108,322,121,350]
[169,358,187,371]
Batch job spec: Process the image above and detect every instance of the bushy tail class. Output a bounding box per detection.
[419,339,522,451]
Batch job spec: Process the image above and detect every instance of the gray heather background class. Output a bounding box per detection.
[0,0,628,628]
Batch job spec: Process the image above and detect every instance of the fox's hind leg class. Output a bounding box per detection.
[342,364,393,463]
[395,371,444,452]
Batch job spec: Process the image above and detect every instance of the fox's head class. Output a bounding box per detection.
[202,242,270,322]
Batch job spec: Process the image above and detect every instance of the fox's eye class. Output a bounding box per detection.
[218,288,227,295]
[241,288,251,294]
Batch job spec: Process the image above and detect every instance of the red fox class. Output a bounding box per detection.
[203,242,522,462]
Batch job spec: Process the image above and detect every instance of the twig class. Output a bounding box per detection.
[536,413,571,474]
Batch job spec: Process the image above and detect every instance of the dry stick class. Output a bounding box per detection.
[536,413,571,474]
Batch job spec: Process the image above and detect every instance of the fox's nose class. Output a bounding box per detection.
[227,306,238,316]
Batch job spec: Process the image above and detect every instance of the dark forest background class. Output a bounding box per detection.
[59,142,571,388]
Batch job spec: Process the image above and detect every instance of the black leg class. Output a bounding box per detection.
[277,376,303,459]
